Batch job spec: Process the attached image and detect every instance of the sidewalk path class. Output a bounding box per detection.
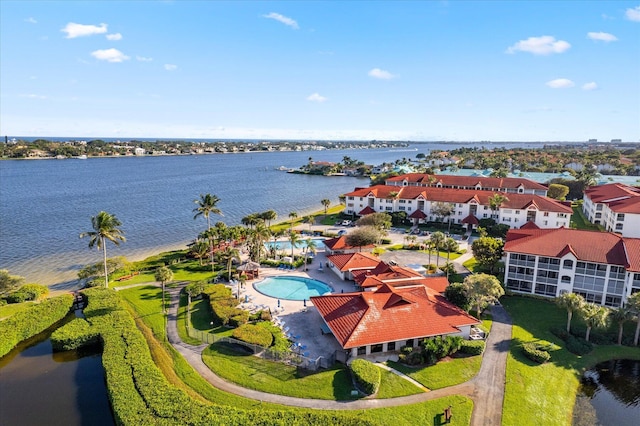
[164,283,512,419]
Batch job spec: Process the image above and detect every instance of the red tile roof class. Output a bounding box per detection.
[461,214,479,225]
[504,228,640,270]
[519,221,540,230]
[409,209,427,219]
[353,262,451,293]
[385,173,548,191]
[585,183,640,214]
[311,284,479,349]
[359,206,376,215]
[345,185,571,213]
[324,236,375,252]
[326,252,381,272]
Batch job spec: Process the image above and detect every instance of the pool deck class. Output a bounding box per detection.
[235,248,351,362]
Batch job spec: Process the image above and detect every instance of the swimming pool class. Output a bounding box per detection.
[253,276,333,301]
[264,237,326,251]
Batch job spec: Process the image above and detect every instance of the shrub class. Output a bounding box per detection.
[550,326,593,355]
[444,282,471,311]
[522,343,551,364]
[0,294,74,357]
[350,359,381,395]
[232,323,273,347]
[51,318,100,351]
[6,284,49,303]
[203,284,248,327]
[460,340,485,355]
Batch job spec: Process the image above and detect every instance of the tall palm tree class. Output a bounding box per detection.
[611,306,634,345]
[289,231,301,259]
[80,211,126,288]
[248,222,270,262]
[303,238,317,271]
[555,292,585,333]
[579,302,609,342]
[488,193,508,221]
[189,240,209,266]
[193,193,222,231]
[219,246,241,281]
[155,266,173,314]
[627,292,640,346]
[443,237,459,279]
[430,232,446,268]
[321,199,331,214]
[261,210,277,228]
[288,211,298,230]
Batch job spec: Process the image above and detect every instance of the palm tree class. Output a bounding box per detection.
[443,237,459,279]
[154,266,173,314]
[193,193,222,231]
[248,222,270,262]
[627,292,640,346]
[220,246,240,281]
[430,232,446,268]
[289,231,301,258]
[288,211,298,230]
[579,302,609,342]
[80,211,126,288]
[303,238,317,271]
[488,193,508,220]
[241,213,261,228]
[321,199,331,214]
[261,210,277,228]
[189,240,209,266]
[555,292,585,333]
[611,306,634,345]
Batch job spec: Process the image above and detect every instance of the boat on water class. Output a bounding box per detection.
[76,155,88,160]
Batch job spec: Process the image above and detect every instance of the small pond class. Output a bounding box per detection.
[0,316,114,426]
[573,359,640,426]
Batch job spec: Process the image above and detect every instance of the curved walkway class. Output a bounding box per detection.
[165,283,512,418]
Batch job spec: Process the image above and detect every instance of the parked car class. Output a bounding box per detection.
[341,220,352,226]
[337,230,347,236]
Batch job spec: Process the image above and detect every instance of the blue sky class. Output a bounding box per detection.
[1,1,639,142]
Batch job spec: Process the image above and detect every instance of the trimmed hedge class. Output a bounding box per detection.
[350,359,381,395]
[522,343,551,364]
[232,324,273,347]
[6,284,49,303]
[51,318,100,351]
[0,294,74,358]
[459,340,485,355]
[550,327,593,356]
[204,284,249,327]
[82,287,371,425]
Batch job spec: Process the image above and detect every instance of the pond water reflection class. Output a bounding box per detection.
[574,359,640,426]
[0,321,114,426]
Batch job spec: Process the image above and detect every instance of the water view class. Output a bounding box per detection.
[574,359,640,426]
[0,318,114,426]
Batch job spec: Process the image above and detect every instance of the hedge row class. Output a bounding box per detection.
[204,284,249,327]
[83,287,370,425]
[521,343,551,364]
[5,284,50,303]
[399,336,464,366]
[350,359,381,395]
[232,323,273,347]
[0,294,74,358]
[550,327,593,355]
[51,318,100,351]
[459,340,485,355]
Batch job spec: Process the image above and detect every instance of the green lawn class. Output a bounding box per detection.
[570,205,601,231]
[202,342,357,400]
[118,285,167,340]
[0,301,35,319]
[502,296,640,426]
[388,355,482,390]
[376,368,424,399]
[360,395,472,425]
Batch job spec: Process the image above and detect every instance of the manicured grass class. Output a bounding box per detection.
[502,296,640,426]
[570,205,601,231]
[387,355,482,390]
[462,257,479,272]
[177,292,202,345]
[376,368,424,399]
[360,395,472,426]
[203,342,356,400]
[118,285,167,340]
[0,301,35,319]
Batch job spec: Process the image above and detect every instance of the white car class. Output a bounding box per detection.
[341,220,352,226]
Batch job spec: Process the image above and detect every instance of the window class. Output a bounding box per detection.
[483,213,488,218]
[558,213,567,218]
[399,206,406,211]
[406,339,414,347]
[595,213,601,218]
[543,212,549,217]
[596,204,603,211]
[348,196,354,200]
[371,344,383,353]
[385,207,392,211]
[563,260,573,269]
[387,341,396,351]
[617,214,625,221]
[561,276,571,284]
[357,346,366,355]
[399,200,406,204]
[515,210,520,214]
[615,223,623,231]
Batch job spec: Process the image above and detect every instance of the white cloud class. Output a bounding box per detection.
[90,48,130,63]
[136,56,153,62]
[25,17,37,24]
[368,68,396,80]
[546,78,575,89]
[306,93,327,102]
[263,12,299,29]
[164,64,178,71]
[62,22,108,39]
[506,36,571,55]
[626,6,640,21]
[582,82,598,91]
[587,32,618,42]
[106,33,122,41]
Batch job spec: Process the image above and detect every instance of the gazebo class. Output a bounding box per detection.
[237,261,260,280]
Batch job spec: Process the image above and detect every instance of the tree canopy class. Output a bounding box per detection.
[471,236,504,274]
[547,183,570,201]
[345,226,381,249]
[555,292,585,333]
[0,270,24,296]
[356,212,392,230]
[462,273,504,317]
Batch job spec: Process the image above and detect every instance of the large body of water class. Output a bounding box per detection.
[1,140,629,288]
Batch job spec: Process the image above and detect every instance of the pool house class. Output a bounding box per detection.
[311,283,479,358]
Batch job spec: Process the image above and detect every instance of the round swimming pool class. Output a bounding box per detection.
[253,276,333,301]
